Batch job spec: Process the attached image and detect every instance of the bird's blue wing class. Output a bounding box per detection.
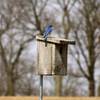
[43,25,53,38]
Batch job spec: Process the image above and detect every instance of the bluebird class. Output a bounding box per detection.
[43,25,53,46]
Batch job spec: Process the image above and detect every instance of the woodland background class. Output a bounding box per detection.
[0,0,100,96]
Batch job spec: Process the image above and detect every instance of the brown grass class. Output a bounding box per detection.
[0,96,100,100]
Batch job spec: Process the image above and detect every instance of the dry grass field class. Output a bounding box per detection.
[0,96,100,100]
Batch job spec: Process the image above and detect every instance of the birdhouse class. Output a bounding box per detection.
[36,35,75,75]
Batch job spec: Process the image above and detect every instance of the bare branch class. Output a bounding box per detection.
[39,0,49,16]
[74,31,88,66]
[69,47,89,79]
[11,36,35,71]
[0,38,9,72]
[31,0,42,33]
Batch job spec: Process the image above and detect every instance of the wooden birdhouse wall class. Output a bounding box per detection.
[37,40,54,75]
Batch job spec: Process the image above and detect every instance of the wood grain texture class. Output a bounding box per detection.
[36,35,75,45]
[37,41,53,75]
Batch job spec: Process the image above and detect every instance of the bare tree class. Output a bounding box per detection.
[70,0,100,96]
[0,0,51,96]
[53,0,77,96]
[0,0,35,95]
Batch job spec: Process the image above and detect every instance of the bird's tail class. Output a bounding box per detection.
[43,32,46,38]
[45,38,47,47]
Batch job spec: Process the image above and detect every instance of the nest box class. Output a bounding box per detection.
[36,35,75,75]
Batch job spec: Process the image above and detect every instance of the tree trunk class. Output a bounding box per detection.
[6,73,14,96]
[54,76,62,96]
[98,82,100,96]
[88,79,95,96]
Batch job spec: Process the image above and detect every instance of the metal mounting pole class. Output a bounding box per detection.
[39,75,43,100]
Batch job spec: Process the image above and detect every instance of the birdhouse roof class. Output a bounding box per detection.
[36,35,75,45]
